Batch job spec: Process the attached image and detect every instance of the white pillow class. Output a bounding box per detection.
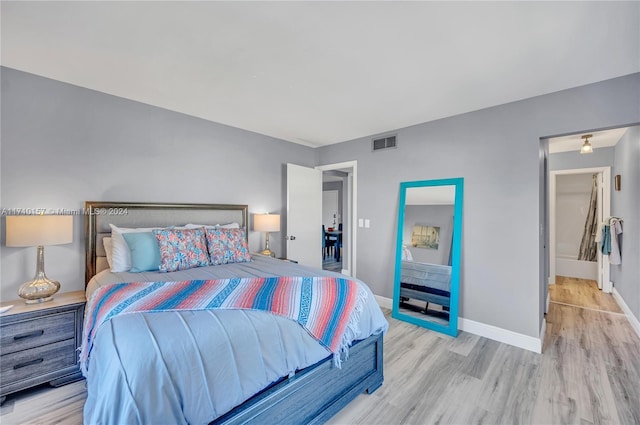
[103,237,113,268]
[184,222,240,229]
[109,224,158,272]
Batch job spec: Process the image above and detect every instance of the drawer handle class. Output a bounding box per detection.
[13,330,44,340]
[13,358,44,369]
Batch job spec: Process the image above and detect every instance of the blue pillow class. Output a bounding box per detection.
[122,232,161,273]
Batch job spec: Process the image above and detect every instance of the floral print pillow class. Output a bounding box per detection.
[206,228,252,265]
[152,227,210,272]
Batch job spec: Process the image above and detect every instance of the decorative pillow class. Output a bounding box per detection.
[152,227,210,272]
[206,228,252,265]
[109,224,158,272]
[103,237,113,269]
[123,232,162,273]
[184,222,240,229]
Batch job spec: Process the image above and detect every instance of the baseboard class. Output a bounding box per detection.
[374,295,392,310]
[374,295,542,353]
[548,276,555,285]
[458,318,542,353]
[612,288,640,339]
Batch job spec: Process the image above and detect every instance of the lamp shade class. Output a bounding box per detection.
[580,134,594,154]
[6,215,73,247]
[253,213,280,232]
[579,141,593,154]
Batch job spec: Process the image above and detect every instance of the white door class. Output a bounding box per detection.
[286,163,322,268]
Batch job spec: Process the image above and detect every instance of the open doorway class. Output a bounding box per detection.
[322,172,345,272]
[545,127,629,316]
[549,168,610,291]
[316,161,357,277]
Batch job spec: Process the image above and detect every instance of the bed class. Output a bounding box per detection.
[399,260,451,311]
[82,201,387,425]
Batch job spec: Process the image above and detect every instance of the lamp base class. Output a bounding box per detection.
[18,277,60,304]
[25,295,54,304]
[18,245,61,304]
[259,249,276,258]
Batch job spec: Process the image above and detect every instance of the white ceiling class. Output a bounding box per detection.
[548,127,630,154]
[2,1,639,147]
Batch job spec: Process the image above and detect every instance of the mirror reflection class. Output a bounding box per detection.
[393,179,463,336]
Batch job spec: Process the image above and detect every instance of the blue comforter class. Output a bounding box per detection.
[83,256,388,425]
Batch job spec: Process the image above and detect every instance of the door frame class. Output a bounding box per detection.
[316,160,357,277]
[549,166,611,292]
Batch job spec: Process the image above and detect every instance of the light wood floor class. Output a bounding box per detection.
[549,275,623,313]
[2,277,638,425]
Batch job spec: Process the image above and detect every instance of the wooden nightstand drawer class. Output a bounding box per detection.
[1,338,76,385]
[0,311,76,355]
[0,291,86,403]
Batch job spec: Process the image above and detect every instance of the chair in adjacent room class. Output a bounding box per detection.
[322,225,336,260]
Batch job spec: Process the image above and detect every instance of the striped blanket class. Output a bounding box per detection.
[80,276,366,375]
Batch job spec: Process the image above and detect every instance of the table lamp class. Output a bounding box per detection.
[253,213,280,257]
[6,215,73,303]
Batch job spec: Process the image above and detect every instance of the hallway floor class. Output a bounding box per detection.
[549,275,623,313]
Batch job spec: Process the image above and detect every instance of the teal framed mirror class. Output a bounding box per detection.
[392,177,463,337]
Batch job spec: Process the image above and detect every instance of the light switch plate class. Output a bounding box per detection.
[358,218,364,227]
[364,219,370,228]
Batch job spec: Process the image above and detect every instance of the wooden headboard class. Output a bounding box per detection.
[84,201,249,286]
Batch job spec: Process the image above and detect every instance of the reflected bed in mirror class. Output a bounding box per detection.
[392,178,464,337]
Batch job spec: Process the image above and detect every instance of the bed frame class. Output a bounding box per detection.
[400,260,451,308]
[84,201,384,425]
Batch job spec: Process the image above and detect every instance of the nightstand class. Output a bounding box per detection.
[0,291,86,404]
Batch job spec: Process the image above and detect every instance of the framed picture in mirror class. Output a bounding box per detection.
[411,224,440,249]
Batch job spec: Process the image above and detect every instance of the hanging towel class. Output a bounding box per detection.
[609,219,623,265]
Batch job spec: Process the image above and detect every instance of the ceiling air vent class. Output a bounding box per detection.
[372,135,397,152]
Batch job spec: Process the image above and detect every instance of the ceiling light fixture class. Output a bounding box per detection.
[580,134,593,154]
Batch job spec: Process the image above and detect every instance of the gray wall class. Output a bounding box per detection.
[317,72,640,338]
[611,126,640,321]
[403,204,453,265]
[0,67,316,301]
[549,147,614,171]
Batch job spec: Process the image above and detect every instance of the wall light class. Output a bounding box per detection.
[580,134,593,154]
